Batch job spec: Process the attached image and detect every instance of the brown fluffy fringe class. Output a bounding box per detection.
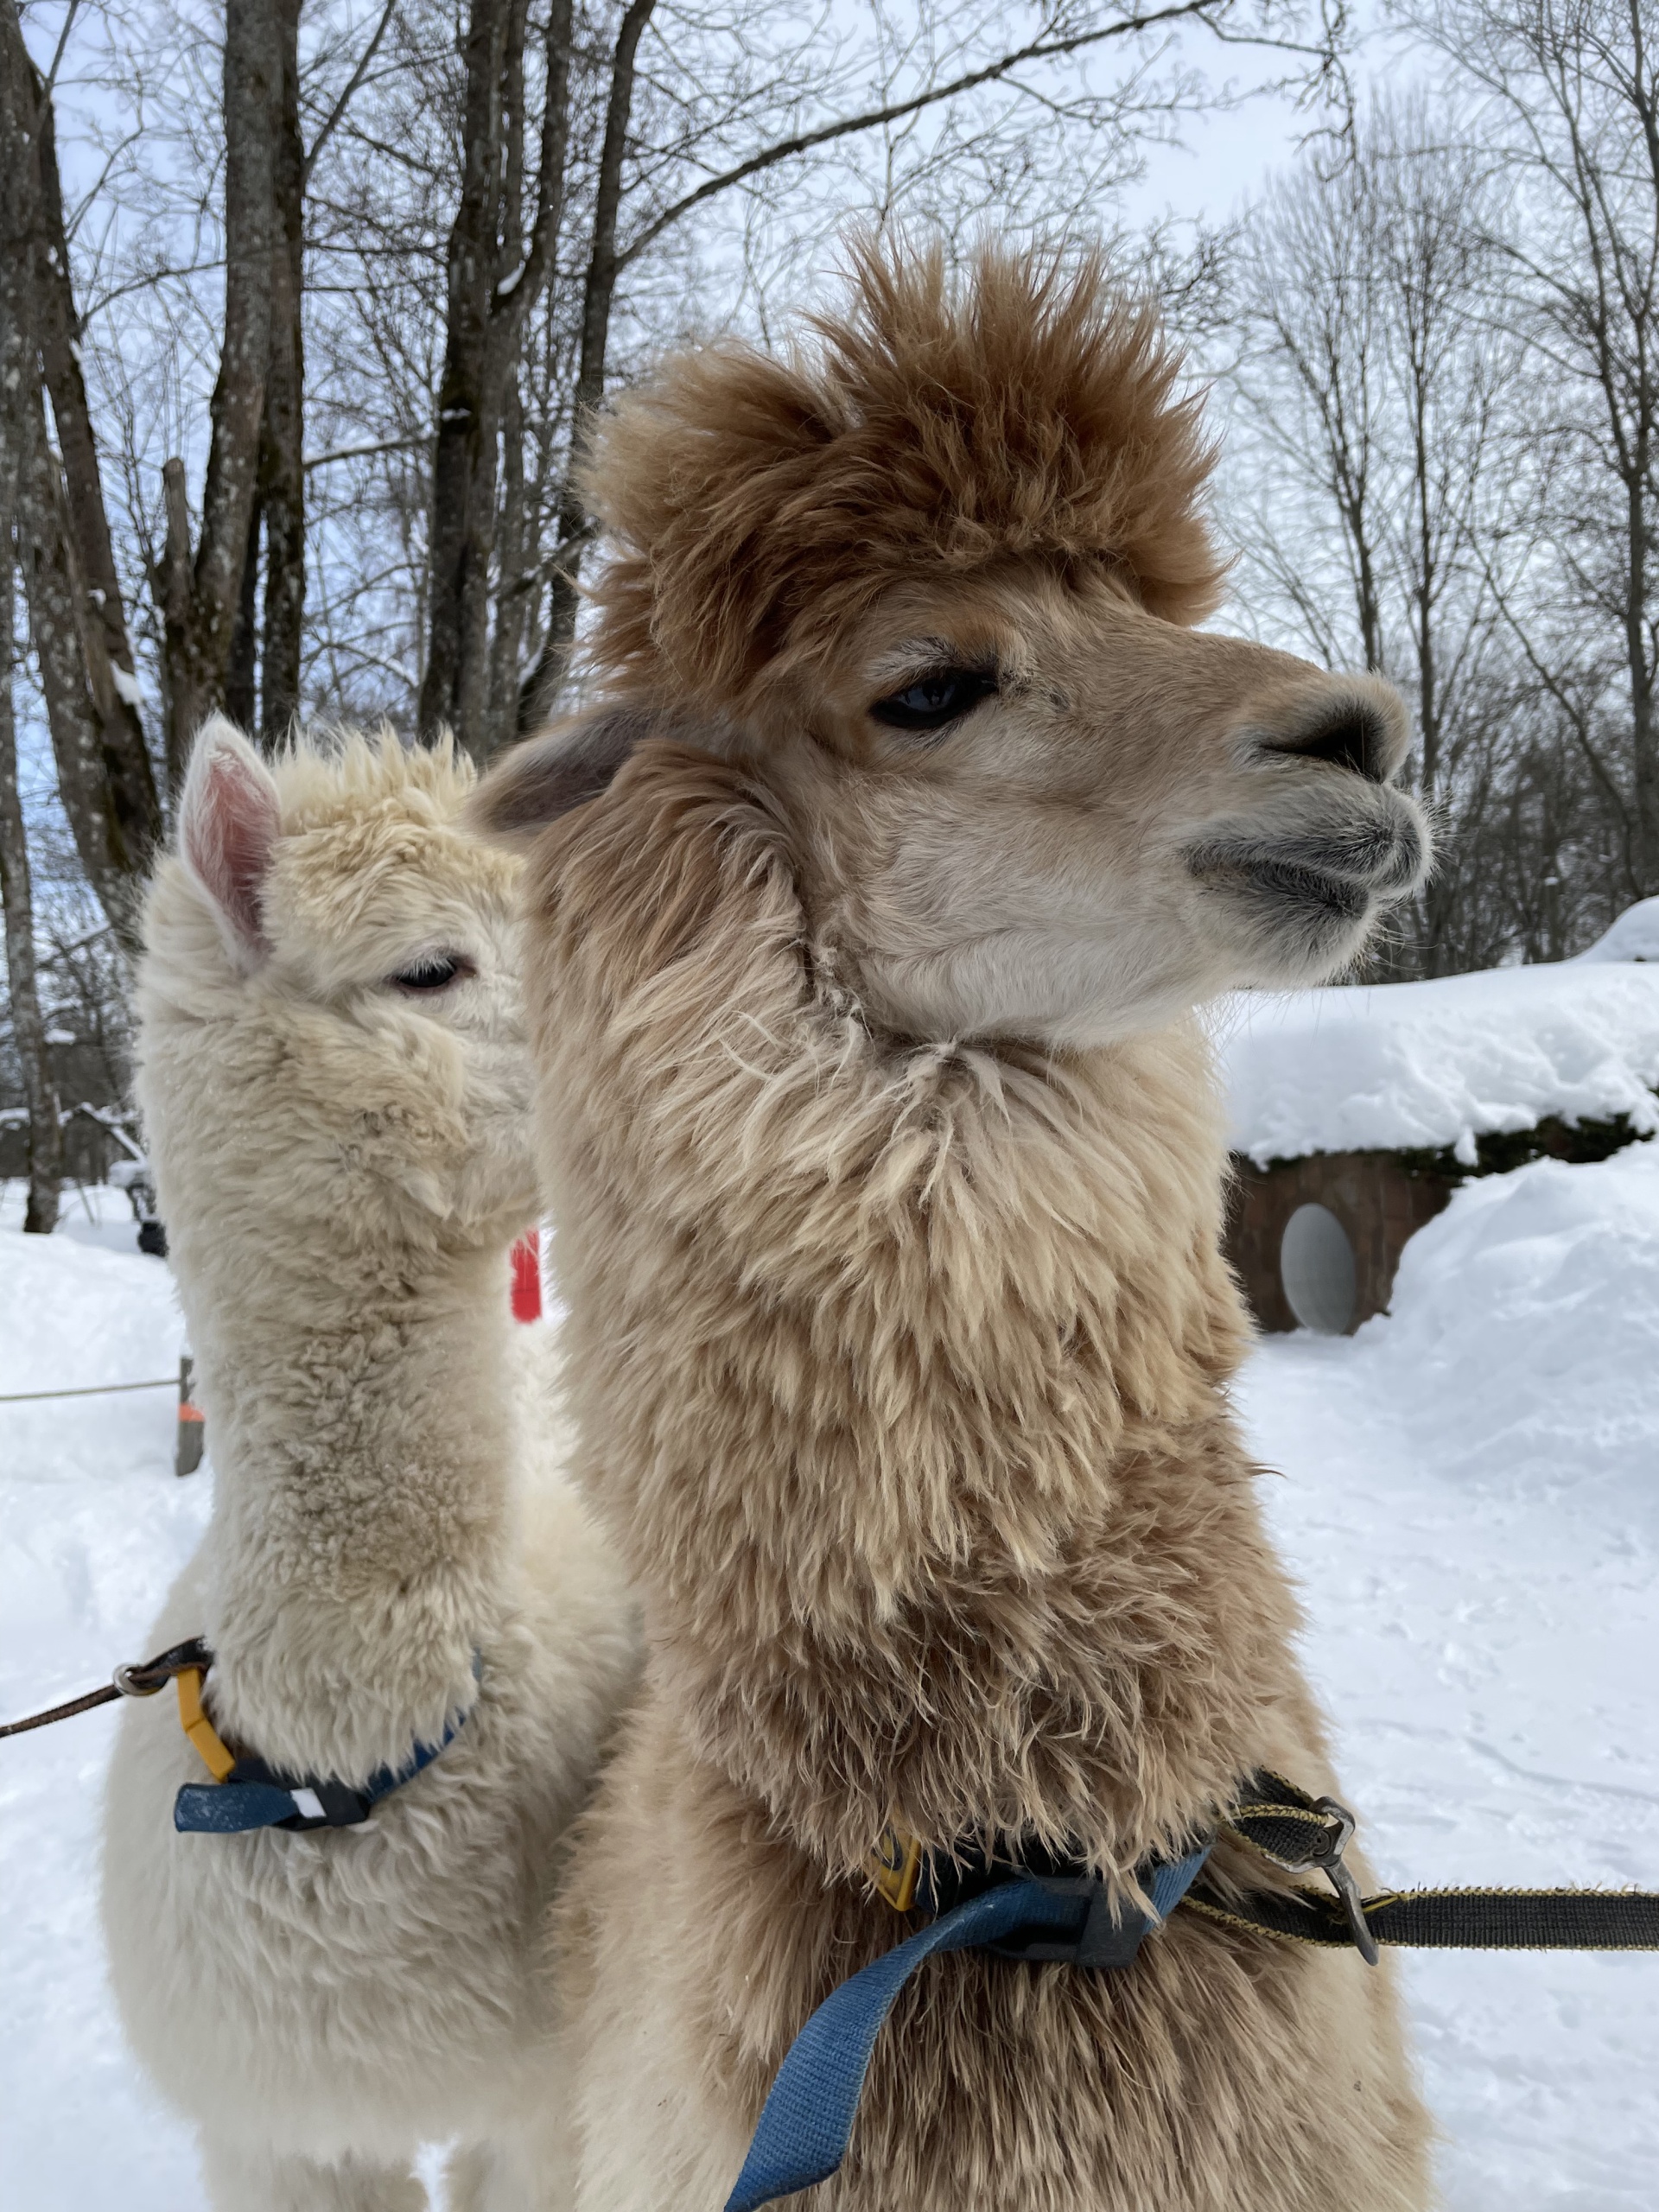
[578,241,1227,715]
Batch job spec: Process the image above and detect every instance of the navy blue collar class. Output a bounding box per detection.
[173,1653,481,1835]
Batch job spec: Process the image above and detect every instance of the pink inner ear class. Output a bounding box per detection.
[183,741,281,958]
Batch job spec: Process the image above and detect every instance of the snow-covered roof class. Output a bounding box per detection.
[1217,937,1659,1166]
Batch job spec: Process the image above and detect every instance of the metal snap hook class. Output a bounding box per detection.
[1306,1796,1381,1966]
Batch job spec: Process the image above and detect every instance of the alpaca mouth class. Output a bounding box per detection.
[1186,844,1376,927]
[1185,798,1425,934]
[1235,856,1370,921]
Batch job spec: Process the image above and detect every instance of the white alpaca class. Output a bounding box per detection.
[101,719,639,2212]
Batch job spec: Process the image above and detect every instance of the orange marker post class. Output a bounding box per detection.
[175,1353,206,1477]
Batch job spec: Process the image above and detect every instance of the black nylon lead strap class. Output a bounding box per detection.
[1226,1768,1367,1864]
[1199,1765,1659,1954]
[1369,1889,1659,1949]
[1187,1881,1659,1950]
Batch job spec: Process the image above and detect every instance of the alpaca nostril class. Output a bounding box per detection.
[1268,709,1389,784]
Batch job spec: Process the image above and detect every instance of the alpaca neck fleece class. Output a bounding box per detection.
[529,746,1310,1885]
[155,1136,514,1789]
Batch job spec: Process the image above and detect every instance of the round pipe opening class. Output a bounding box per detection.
[1279,1202,1357,1334]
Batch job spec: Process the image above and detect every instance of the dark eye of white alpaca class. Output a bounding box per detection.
[869,666,997,734]
[390,952,474,994]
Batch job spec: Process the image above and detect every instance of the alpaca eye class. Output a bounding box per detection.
[390,953,474,993]
[869,668,996,734]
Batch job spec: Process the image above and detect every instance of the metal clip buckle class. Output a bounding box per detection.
[112,1662,164,1698]
[868,1822,924,1914]
[1281,1796,1380,1966]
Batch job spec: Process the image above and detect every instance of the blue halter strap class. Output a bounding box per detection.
[724,1844,1212,2212]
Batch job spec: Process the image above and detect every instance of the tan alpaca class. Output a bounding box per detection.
[102,721,639,2212]
[480,245,1435,2212]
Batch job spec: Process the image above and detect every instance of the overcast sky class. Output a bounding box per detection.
[1121,2,1435,232]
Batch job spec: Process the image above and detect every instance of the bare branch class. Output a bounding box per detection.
[618,0,1225,271]
[303,0,400,187]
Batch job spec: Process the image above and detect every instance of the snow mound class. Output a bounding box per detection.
[1218,959,1659,1165]
[1359,1141,1659,1494]
[1237,1144,1659,2206]
[0,1190,207,2209]
[1575,895,1659,963]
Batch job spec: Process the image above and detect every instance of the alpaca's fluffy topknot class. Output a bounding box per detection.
[579,240,1225,711]
[270,721,476,831]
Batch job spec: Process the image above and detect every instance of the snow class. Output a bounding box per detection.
[1219,957,1659,1166]
[111,664,144,709]
[3,1158,1657,2206]
[0,1184,206,2209]
[1578,896,1659,965]
[1236,1142,1659,2206]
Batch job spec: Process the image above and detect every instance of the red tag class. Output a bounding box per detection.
[510,1231,542,1323]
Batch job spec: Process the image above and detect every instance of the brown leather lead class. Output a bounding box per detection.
[0,1638,209,1739]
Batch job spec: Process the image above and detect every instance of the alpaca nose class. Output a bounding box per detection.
[1266,695,1402,785]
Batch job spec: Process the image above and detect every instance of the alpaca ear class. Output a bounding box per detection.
[469,709,654,844]
[179,715,281,969]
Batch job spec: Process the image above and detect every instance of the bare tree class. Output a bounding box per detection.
[257,0,308,744]
[1221,95,1524,971]
[419,0,580,755]
[410,0,1354,759]
[0,565,63,1234]
[17,0,1355,804]
[15,381,139,932]
[0,98,61,1231]
[1408,0,1659,899]
[3,6,160,839]
[1,0,162,935]
[516,0,652,735]
[152,0,281,779]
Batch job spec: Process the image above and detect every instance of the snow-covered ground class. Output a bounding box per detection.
[0,1183,207,2209]
[3,1155,1656,2209]
[1241,1144,1659,2208]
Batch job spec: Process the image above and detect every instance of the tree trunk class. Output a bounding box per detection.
[226,498,261,733]
[3,4,161,858]
[16,378,143,941]
[418,0,515,754]
[1,0,162,901]
[259,0,305,747]
[1625,464,1658,893]
[156,0,278,785]
[0,352,63,1231]
[0,575,63,1234]
[423,0,578,759]
[521,0,656,731]
[486,359,531,757]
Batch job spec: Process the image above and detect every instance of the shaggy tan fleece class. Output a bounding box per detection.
[513,746,1430,2211]
[484,239,1432,2211]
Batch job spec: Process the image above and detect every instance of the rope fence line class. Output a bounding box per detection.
[0,1378,179,1404]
